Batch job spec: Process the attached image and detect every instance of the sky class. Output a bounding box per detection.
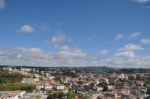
[0,0,150,68]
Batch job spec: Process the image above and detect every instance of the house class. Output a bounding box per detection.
[96,87,103,92]
[34,74,40,78]
[0,91,26,99]
[54,85,65,91]
[108,85,115,90]
[44,85,53,90]
[20,67,32,72]
[104,78,109,84]
[48,76,54,80]
[2,67,12,72]
[21,78,34,83]
[33,78,40,82]
[5,93,18,99]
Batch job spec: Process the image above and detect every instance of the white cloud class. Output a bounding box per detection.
[115,32,141,41]
[0,49,4,55]
[115,43,143,62]
[59,45,87,58]
[115,34,124,40]
[118,43,143,52]
[132,0,150,8]
[132,0,150,3]
[14,47,52,60]
[141,39,150,45]
[0,0,5,9]
[107,56,150,68]
[0,45,149,68]
[108,44,148,68]
[129,32,141,40]
[99,49,109,55]
[45,33,70,46]
[0,46,87,66]
[0,47,54,66]
[51,33,70,44]
[115,51,135,59]
[19,25,35,33]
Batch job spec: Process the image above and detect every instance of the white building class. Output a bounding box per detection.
[21,67,32,72]
[34,74,40,78]
[54,85,65,91]
[2,67,12,72]
[104,78,109,84]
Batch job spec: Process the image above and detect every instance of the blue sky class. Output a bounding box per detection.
[0,0,150,68]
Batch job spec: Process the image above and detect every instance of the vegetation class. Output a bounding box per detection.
[47,92,65,99]
[0,71,24,84]
[62,71,78,78]
[47,91,76,99]
[53,75,64,84]
[0,70,35,92]
[97,80,108,91]
[0,83,36,92]
[144,80,150,87]
[67,91,76,99]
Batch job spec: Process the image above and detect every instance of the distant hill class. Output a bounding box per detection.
[0,65,150,73]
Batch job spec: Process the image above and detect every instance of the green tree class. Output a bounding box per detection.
[67,91,75,99]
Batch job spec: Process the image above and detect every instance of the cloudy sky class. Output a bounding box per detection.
[0,0,150,68]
